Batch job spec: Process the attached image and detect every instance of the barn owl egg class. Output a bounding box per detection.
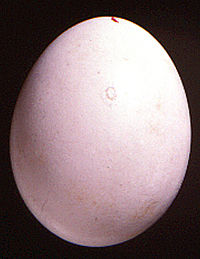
[10,16,191,247]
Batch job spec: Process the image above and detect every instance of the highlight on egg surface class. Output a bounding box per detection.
[10,16,191,247]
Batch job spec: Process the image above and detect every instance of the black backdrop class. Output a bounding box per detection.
[1,1,200,258]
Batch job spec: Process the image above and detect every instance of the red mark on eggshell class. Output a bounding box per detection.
[111,17,119,23]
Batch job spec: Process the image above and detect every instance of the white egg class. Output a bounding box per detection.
[10,16,191,247]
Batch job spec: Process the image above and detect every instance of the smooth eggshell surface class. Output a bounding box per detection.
[10,17,191,247]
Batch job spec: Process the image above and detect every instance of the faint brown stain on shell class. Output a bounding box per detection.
[125,229,143,241]
[76,194,84,202]
[68,181,93,208]
[35,151,47,165]
[123,57,129,61]
[16,138,24,157]
[92,201,97,206]
[134,200,159,220]
[40,190,50,214]
[156,102,162,111]
[148,120,164,137]
[105,87,117,101]
[101,86,118,108]
[149,122,159,135]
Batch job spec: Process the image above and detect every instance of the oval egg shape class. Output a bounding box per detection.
[10,16,191,247]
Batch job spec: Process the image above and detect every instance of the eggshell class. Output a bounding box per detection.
[10,17,191,247]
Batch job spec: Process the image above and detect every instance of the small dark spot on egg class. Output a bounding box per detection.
[95,217,98,221]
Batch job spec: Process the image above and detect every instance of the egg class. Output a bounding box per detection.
[10,16,191,247]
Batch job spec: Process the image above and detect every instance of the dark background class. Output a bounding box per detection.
[1,0,200,258]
